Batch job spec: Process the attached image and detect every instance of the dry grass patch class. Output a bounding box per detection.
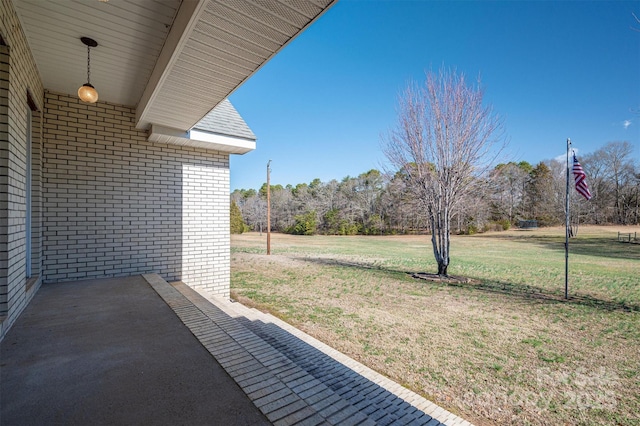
[231,227,640,426]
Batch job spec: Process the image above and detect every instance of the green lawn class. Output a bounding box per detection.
[231,226,640,426]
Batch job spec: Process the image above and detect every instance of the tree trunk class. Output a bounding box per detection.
[429,199,450,277]
[437,261,448,276]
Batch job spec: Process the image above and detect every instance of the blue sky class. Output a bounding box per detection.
[229,0,639,191]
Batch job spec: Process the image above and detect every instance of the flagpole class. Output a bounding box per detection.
[267,160,271,256]
[565,138,571,300]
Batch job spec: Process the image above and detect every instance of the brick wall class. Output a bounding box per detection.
[0,0,45,340]
[30,106,43,277]
[42,92,231,296]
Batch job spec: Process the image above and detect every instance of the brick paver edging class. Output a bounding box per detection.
[143,274,473,426]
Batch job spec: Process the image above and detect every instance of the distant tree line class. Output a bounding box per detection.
[231,141,638,235]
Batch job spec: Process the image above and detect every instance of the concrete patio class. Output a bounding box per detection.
[0,276,269,425]
[1,275,472,426]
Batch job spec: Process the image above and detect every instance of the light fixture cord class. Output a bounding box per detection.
[86,45,91,85]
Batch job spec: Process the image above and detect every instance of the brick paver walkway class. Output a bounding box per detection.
[143,274,473,426]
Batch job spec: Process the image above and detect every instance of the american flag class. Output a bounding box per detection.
[572,154,592,201]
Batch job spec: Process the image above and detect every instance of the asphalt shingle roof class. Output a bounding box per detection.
[193,99,257,141]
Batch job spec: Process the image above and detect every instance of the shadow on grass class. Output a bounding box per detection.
[440,276,640,313]
[478,234,640,261]
[300,256,640,313]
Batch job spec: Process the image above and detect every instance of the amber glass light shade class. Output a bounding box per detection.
[78,83,98,103]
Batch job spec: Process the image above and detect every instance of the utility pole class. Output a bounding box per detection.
[267,160,271,255]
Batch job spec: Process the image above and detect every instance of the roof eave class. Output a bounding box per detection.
[135,0,208,130]
[148,125,256,155]
[135,0,338,132]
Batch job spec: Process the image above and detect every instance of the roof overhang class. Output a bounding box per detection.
[148,125,256,154]
[13,0,337,132]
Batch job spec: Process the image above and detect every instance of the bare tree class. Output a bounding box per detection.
[383,67,505,275]
[489,161,531,224]
[600,141,635,224]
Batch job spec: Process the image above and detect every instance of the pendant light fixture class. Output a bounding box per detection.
[78,37,99,103]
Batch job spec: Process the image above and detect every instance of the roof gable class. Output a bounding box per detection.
[193,99,256,141]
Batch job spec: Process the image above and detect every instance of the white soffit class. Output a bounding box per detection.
[13,0,337,132]
[149,125,256,154]
[136,0,336,131]
[13,0,181,107]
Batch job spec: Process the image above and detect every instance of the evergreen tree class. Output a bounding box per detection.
[230,200,245,234]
